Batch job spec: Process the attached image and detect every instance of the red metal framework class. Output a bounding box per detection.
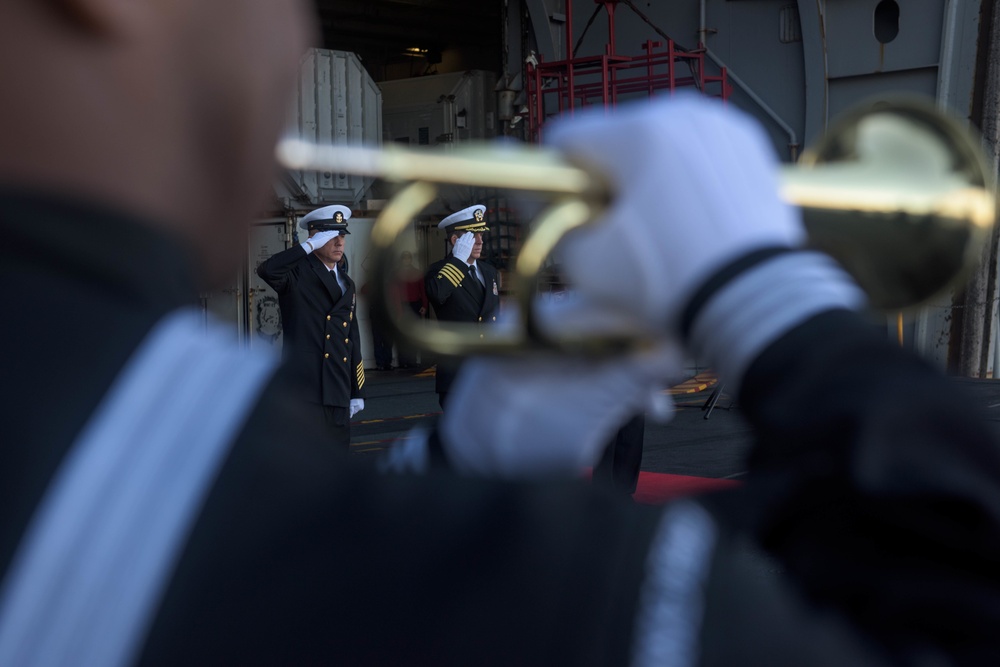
[525,0,731,142]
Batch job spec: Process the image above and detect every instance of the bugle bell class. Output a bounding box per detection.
[277,96,996,358]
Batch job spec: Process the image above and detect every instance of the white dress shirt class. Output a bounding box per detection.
[328,264,347,293]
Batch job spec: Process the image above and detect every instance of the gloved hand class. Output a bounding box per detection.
[547,94,805,334]
[350,398,365,419]
[303,230,339,254]
[451,232,476,264]
[441,295,683,478]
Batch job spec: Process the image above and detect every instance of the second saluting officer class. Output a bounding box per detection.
[426,204,500,408]
[257,204,365,447]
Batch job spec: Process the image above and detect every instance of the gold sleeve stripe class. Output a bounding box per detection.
[440,264,464,283]
[440,264,465,285]
[356,362,366,389]
[438,266,461,287]
[438,273,460,288]
[441,263,464,279]
[441,264,465,277]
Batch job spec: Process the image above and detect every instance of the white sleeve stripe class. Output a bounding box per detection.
[690,251,866,392]
[631,501,718,667]
[0,308,277,667]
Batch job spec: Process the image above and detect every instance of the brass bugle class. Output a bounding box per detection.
[277,96,997,358]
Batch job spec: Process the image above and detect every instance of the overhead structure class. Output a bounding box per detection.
[524,0,731,141]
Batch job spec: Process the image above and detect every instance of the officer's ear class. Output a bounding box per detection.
[47,0,155,37]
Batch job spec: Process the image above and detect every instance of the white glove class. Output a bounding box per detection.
[451,232,476,264]
[302,230,338,254]
[546,94,805,333]
[382,295,680,478]
[441,295,683,478]
[350,398,365,419]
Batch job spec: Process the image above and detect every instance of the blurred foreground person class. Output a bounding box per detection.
[0,2,999,666]
[257,204,366,447]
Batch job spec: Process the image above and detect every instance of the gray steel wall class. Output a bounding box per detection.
[512,0,995,374]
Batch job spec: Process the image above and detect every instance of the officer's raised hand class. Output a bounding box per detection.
[303,230,339,254]
[451,232,476,264]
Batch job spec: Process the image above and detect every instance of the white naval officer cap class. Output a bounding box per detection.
[299,204,352,233]
[438,204,489,234]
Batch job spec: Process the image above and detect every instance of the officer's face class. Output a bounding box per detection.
[470,233,484,260]
[452,232,485,260]
[328,235,346,262]
[313,231,346,265]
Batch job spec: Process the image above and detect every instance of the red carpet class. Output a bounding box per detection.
[585,469,741,504]
[631,471,741,505]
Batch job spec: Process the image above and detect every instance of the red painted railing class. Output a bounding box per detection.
[524,1,730,142]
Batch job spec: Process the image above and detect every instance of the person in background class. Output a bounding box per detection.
[366,278,396,371]
[257,204,365,446]
[394,250,428,369]
[425,204,501,408]
[364,250,428,371]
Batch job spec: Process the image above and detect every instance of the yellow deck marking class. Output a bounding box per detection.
[665,371,717,395]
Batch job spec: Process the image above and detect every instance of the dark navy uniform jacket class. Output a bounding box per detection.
[257,244,365,407]
[425,255,500,394]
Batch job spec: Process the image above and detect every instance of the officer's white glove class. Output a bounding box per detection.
[547,94,805,333]
[451,232,476,264]
[350,398,365,419]
[302,230,338,254]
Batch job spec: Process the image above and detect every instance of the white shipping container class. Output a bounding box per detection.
[282,48,382,207]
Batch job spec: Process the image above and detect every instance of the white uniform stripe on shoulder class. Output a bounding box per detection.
[631,501,717,667]
[0,308,277,667]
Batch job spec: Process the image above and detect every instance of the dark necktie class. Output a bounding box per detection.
[467,265,484,301]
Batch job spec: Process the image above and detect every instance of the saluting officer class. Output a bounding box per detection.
[425,204,500,408]
[257,204,365,447]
